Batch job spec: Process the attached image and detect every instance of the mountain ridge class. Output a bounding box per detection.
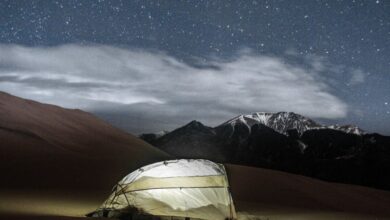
[219,112,364,135]
[141,113,390,191]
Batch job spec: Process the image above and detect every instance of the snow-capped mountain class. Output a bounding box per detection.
[219,112,320,135]
[325,124,364,135]
[218,112,364,135]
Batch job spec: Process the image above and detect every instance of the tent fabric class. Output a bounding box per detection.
[94,159,237,220]
[119,175,228,193]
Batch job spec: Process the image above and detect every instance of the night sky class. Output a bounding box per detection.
[0,0,389,134]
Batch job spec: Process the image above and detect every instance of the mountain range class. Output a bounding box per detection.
[141,112,390,190]
[220,112,364,135]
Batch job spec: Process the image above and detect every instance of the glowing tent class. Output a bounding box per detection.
[90,159,236,220]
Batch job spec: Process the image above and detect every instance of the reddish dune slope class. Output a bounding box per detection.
[0,91,169,189]
[227,164,390,218]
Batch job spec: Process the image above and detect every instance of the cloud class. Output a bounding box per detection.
[0,44,348,133]
[349,68,365,86]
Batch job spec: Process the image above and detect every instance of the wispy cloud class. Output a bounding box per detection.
[0,44,349,132]
[349,68,365,86]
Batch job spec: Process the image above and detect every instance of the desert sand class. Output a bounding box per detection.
[227,164,390,219]
[1,91,390,220]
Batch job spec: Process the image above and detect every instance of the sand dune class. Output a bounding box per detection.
[0,91,170,219]
[1,91,390,219]
[0,91,169,190]
[0,91,167,158]
[227,164,390,219]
